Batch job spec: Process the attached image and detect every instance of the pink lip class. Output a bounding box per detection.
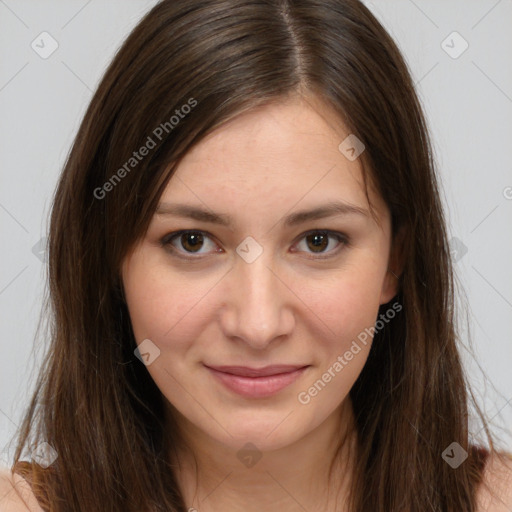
[205,364,309,398]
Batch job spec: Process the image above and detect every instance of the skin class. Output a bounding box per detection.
[1,95,510,512]
[121,93,404,511]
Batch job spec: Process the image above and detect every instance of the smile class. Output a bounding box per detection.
[204,365,310,398]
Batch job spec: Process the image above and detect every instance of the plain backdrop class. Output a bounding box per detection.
[1,0,511,465]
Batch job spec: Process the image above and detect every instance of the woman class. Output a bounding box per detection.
[1,0,511,510]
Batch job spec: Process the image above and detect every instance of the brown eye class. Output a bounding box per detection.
[293,230,348,259]
[305,232,329,253]
[161,230,219,257]
[179,232,204,253]
[160,229,348,261]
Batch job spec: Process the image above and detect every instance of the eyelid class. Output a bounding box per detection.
[160,229,221,259]
[292,230,348,260]
[160,229,349,261]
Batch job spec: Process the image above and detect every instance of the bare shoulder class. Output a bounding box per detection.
[476,451,512,512]
[0,467,44,512]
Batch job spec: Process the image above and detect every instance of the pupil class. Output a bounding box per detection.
[182,233,203,252]
[179,232,329,254]
[308,233,327,252]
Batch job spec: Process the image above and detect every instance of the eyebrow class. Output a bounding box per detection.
[155,201,369,227]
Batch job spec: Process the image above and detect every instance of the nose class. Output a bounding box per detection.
[220,250,295,350]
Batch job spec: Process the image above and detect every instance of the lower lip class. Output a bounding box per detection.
[206,366,309,398]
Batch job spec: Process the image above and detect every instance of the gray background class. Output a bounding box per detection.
[1,0,511,465]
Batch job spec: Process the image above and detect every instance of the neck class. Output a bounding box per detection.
[166,398,359,512]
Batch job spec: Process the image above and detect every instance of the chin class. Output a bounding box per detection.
[214,413,307,451]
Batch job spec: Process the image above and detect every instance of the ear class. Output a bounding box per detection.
[380,224,406,305]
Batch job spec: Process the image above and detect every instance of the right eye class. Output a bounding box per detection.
[160,230,222,260]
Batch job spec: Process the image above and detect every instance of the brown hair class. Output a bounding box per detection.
[7,0,509,510]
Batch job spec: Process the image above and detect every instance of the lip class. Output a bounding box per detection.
[205,364,309,398]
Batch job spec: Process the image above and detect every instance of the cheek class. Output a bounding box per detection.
[123,258,213,344]
[296,265,385,348]
[293,271,382,411]
[122,263,214,404]
[123,246,386,357]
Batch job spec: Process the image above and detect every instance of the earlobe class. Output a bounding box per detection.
[379,269,400,305]
[379,225,406,305]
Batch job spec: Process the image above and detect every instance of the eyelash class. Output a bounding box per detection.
[159,229,349,261]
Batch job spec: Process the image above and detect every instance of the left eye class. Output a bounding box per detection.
[293,231,347,258]
[160,230,348,259]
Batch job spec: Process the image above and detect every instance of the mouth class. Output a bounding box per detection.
[204,364,310,398]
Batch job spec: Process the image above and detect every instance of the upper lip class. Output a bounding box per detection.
[205,364,308,377]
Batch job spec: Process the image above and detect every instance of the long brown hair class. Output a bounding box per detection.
[7,0,508,510]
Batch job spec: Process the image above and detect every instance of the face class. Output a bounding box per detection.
[121,94,401,453]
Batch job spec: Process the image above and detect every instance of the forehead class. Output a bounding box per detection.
[159,95,388,227]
